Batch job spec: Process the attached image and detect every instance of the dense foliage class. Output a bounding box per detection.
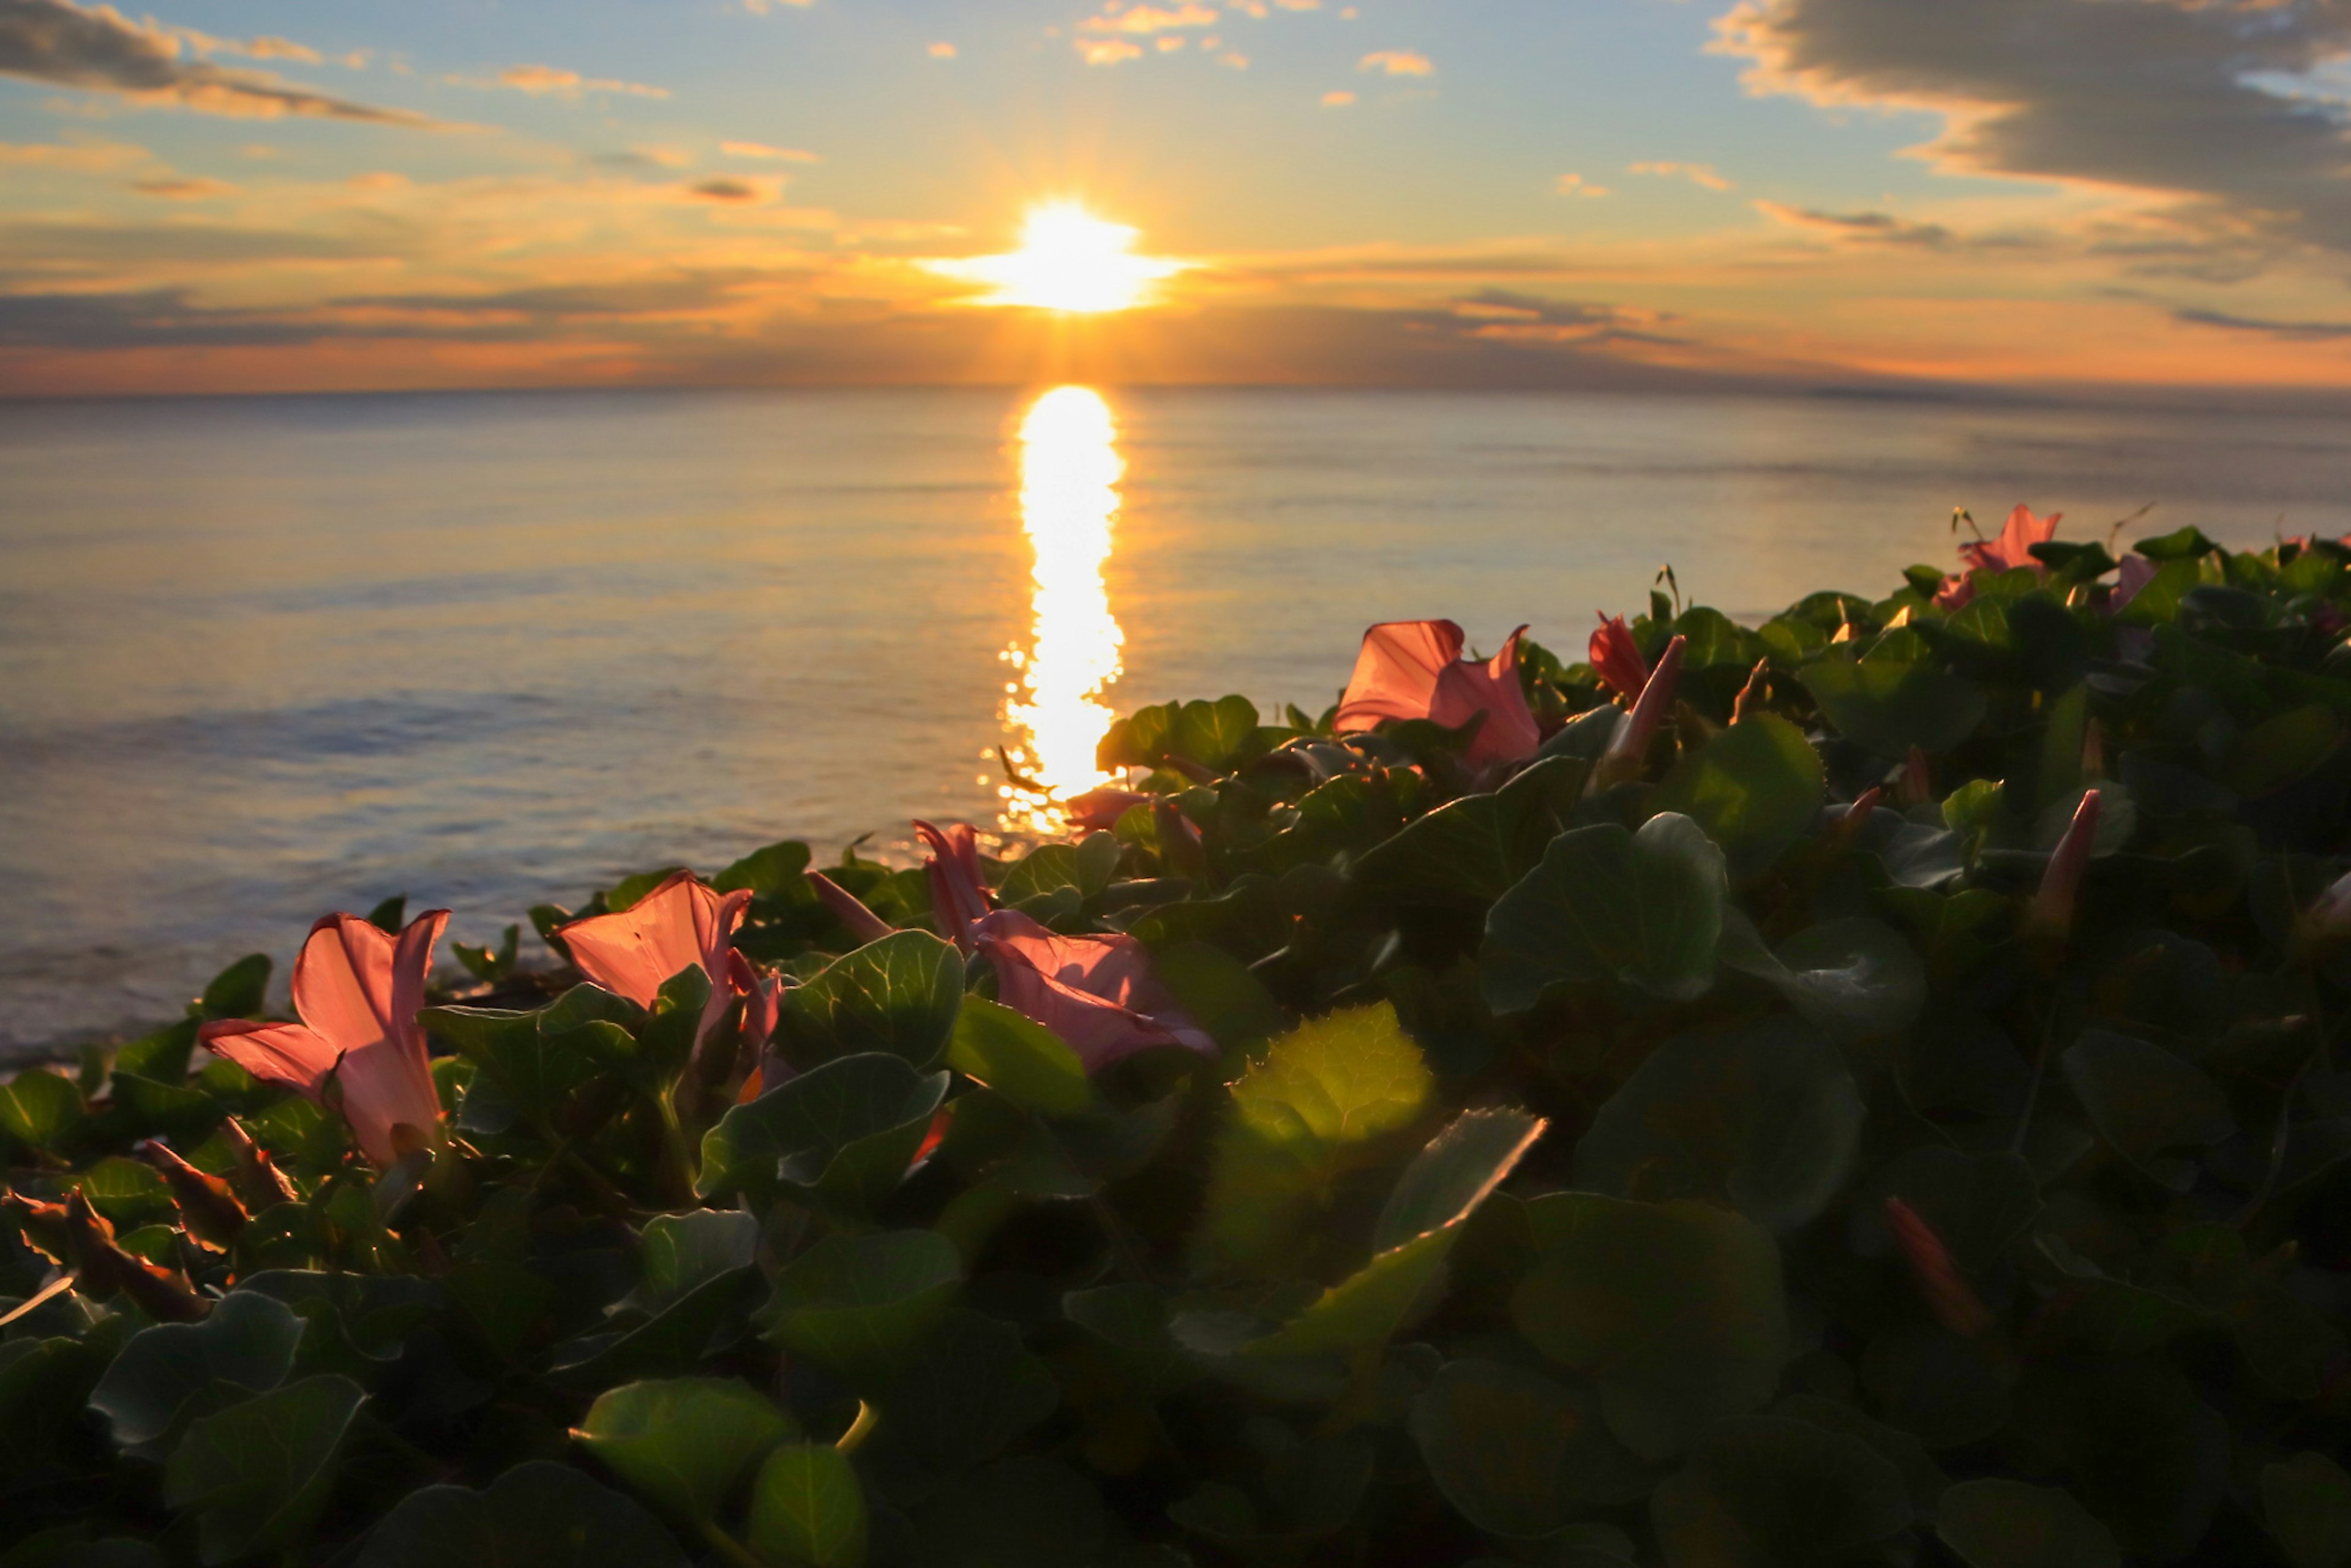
[8,516,2351,1567]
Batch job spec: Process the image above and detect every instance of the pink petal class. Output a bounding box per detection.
[806,871,893,945]
[289,914,402,1065]
[2031,787,2100,939]
[1334,620,1541,765]
[276,909,449,1165]
[1066,789,1150,831]
[1334,620,1465,735]
[198,1018,339,1099]
[1588,613,1649,699]
[972,910,1217,1072]
[558,871,733,1008]
[2110,554,2157,614]
[1608,632,1686,768]
[916,820,992,950]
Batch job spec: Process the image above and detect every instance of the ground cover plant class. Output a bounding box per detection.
[7,506,2351,1566]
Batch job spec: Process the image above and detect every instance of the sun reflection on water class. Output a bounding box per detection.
[999,386,1125,835]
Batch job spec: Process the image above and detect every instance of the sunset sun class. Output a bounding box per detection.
[934,202,1187,313]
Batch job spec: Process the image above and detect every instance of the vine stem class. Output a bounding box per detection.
[836,1400,880,1454]
[699,1523,767,1568]
[2008,992,2064,1157]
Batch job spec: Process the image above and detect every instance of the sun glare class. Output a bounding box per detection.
[937,203,1187,313]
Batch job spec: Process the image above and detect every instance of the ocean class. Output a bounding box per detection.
[5,384,2349,1056]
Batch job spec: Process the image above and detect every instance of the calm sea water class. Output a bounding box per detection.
[5,385,2349,1056]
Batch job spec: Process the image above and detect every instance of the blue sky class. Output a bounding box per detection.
[3,0,2349,394]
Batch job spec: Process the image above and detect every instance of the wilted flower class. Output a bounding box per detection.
[917,820,992,949]
[1588,613,1649,700]
[1333,620,1542,768]
[557,871,776,1052]
[972,910,1217,1072]
[66,1188,209,1321]
[2109,553,2158,615]
[199,909,451,1168]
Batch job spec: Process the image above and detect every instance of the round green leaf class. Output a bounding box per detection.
[1937,1478,2120,1568]
[2061,1030,2234,1190]
[575,1378,796,1523]
[697,1052,949,1205]
[947,996,1090,1116]
[778,929,966,1070]
[1574,1018,1862,1231]
[747,1442,868,1568]
[1481,812,1728,1013]
[2264,1452,2351,1568]
[1800,653,1987,758]
[1509,1194,1791,1459]
[1651,1415,1912,1567]
[1649,715,1824,880]
[163,1373,367,1566]
[0,1068,84,1154]
[1409,1359,1649,1537]
[762,1229,962,1383]
[89,1290,304,1457]
[357,1461,689,1567]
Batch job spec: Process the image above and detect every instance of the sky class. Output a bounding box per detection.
[2,0,2350,397]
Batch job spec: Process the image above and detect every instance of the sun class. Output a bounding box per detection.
[932,202,1188,313]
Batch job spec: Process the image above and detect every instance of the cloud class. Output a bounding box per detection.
[485,64,669,99]
[1321,89,1354,106]
[1752,200,1955,248]
[1629,160,1733,192]
[722,141,818,162]
[1358,49,1431,75]
[0,0,437,124]
[927,41,957,59]
[1076,38,1143,64]
[1714,0,2351,255]
[1081,4,1218,34]
[0,137,145,170]
[132,174,234,197]
[237,36,319,64]
[686,176,774,203]
[2175,306,2351,342]
[1443,288,1679,347]
[1555,172,1611,198]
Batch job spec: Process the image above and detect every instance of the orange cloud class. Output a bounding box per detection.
[722,141,819,162]
[1082,4,1219,34]
[1556,173,1611,198]
[1630,161,1734,192]
[488,64,670,99]
[1359,49,1432,76]
[1076,39,1144,65]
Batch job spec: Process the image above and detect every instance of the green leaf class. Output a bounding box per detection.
[697,1052,949,1207]
[1800,655,1987,757]
[747,1443,869,1568]
[1649,715,1824,880]
[1651,1415,1911,1567]
[1374,1107,1545,1250]
[354,1461,690,1568]
[1719,913,1927,1043]
[421,1002,599,1124]
[778,929,965,1070]
[365,895,406,932]
[715,838,813,896]
[628,1210,759,1314]
[78,1155,173,1226]
[1480,812,1728,1011]
[0,1068,84,1153]
[115,1016,200,1084]
[1937,1477,2120,1568]
[88,1291,304,1457]
[1170,694,1263,770]
[948,996,1090,1116]
[761,1230,962,1383]
[163,1374,366,1566]
[1350,755,1588,907]
[574,1378,796,1524]
[1193,1002,1434,1277]
[911,1458,1116,1568]
[2264,1452,2351,1568]
[2135,525,2222,561]
[874,1309,1057,1471]
[1149,941,1287,1054]
[1510,1194,1791,1459]
[199,955,271,1020]
[1411,1359,1649,1538]
[1575,1016,1863,1230]
[2061,1029,2235,1190]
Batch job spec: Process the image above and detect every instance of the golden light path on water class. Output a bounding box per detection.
[999,386,1125,835]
